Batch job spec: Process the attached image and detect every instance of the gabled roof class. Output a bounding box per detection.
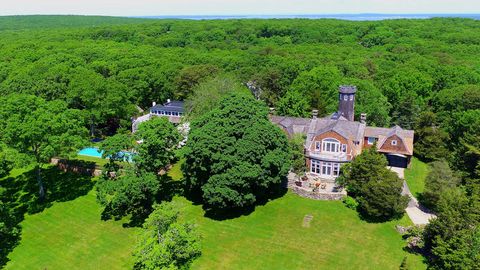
[312,118,365,142]
[269,115,311,137]
[365,125,414,155]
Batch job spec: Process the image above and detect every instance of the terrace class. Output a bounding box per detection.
[287,172,346,200]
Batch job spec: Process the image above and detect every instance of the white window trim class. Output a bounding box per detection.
[311,159,321,174]
[322,138,340,153]
[343,95,348,101]
[315,141,321,151]
[391,140,397,146]
[367,137,375,145]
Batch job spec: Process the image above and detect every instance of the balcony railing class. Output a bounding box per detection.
[306,150,349,162]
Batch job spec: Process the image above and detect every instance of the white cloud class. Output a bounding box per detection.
[0,0,478,16]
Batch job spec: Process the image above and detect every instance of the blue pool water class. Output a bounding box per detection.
[78,147,134,162]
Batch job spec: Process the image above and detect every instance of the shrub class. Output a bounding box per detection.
[343,196,359,210]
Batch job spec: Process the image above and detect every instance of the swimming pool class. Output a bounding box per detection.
[78,147,134,162]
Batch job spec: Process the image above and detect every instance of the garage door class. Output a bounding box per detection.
[386,154,408,168]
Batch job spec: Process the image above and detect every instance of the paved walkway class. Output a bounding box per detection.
[389,167,436,225]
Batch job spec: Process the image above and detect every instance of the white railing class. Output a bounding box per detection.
[307,150,349,162]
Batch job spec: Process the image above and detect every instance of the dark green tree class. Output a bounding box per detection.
[413,111,449,162]
[420,160,460,212]
[339,146,408,220]
[183,93,291,211]
[135,117,180,174]
[423,187,480,270]
[96,172,160,221]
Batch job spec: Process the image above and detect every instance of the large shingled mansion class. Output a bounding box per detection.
[270,85,414,180]
[132,85,413,181]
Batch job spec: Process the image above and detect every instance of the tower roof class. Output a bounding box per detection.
[339,85,357,94]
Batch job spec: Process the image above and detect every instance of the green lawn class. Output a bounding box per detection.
[179,193,426,270]
[405,157,429,199]
[5,191,139,270]
[5,161,426,270]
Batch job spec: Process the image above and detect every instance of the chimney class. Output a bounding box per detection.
[166,99,171,104]
[360,113,367,124]
[338,85,357,121]
[152,101,156,107]
[312,109,318,119]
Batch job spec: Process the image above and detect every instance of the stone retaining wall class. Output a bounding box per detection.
[51,158,102,177]
[290,186,346,201]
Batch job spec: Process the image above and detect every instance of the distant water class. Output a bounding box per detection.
[136,14,480,21]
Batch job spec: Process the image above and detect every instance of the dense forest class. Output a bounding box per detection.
[0,16,479,269]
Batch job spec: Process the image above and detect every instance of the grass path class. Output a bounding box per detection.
[405,158,429,199]
[6,191,139,270]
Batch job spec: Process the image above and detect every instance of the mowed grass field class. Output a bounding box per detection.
[5,191,139,270]
[405,157,429,199]
[5,161,426,270]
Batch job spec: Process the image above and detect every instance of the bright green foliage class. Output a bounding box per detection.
[277,90,310,118]
[0,94,87,199]
[420,160,460,211]
[434,85,480,115]
[423,187,480,269]
[184,75,247,120]
[174,64,219,99]
[96,172,160,222]
[342,78,391,126]
[342,196,359,210]
[289,133,307,175]
[183,93,291,211]
[133,202,201,270]
[413,111,449,162]
[135,117,180,174]
[289,66,342,116]
[339,147,408,220]
[99,133,133,175]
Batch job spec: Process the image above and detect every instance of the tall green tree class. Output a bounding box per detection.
[413,111,449,162]
[420,160,460,212]
[339,147,408,220]
[134,117,180,174]
[183,93,291,211]
[133,202,201,270]
[423,187,480,269]
[96,172,160,221]
[276,89,310,118]
[184,75,247,120]
[0,94,87,200]
[289,66,342,116]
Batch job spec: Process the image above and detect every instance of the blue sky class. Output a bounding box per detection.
[2,0,479,16]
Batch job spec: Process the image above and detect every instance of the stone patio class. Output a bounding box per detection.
[287,172,347,200]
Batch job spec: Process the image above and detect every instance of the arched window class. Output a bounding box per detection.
[322,138,340,153]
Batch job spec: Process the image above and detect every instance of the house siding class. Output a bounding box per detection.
[379,135,408,154]
[309,131,352,159]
